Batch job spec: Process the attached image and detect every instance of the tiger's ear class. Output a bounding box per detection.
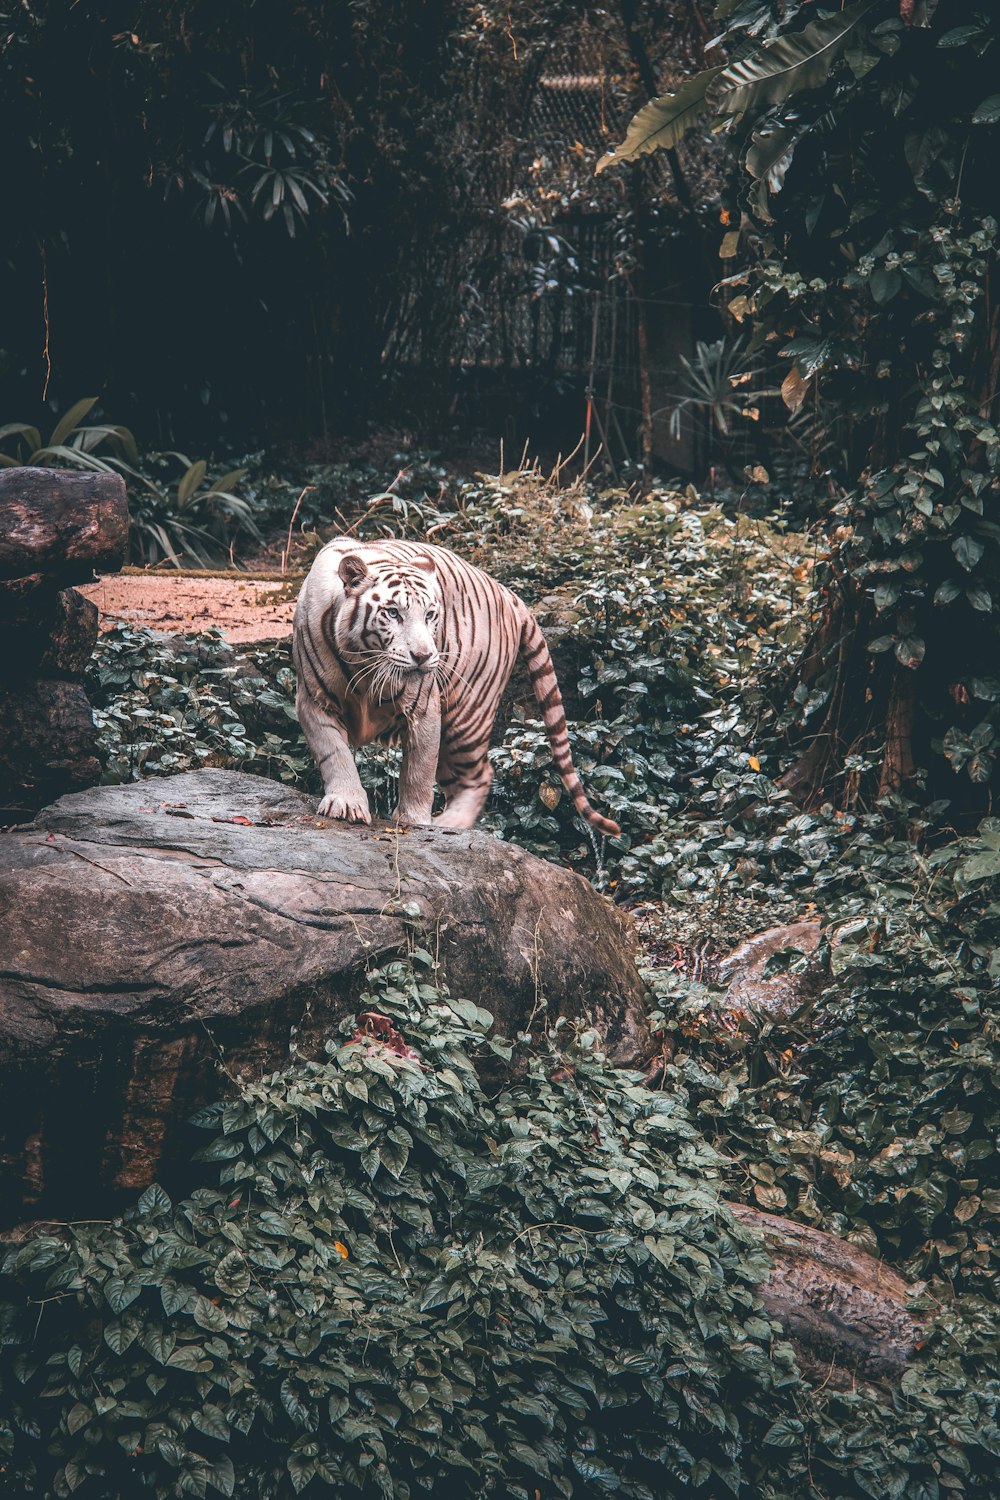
[411,554,436,575]
[338,553,369,590]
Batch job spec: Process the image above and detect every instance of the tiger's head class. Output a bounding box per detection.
[337,552,442,682]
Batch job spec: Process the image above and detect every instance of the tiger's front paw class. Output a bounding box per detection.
[317,790,371,825]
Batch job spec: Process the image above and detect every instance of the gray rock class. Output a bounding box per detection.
[0,769,645,1224]
[731,1204,924,1388]
[718,920,824,1023]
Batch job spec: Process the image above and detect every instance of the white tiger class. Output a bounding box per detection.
[292,537,621,836]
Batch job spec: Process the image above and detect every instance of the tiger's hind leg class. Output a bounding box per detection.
[433,749,493,830]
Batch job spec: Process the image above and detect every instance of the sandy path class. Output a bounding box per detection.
[79,574,298,643]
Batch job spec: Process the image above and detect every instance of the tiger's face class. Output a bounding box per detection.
[337,552,442,681]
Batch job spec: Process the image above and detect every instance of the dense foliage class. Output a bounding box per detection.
[4,0,1000,1491]
[81,460,1000,1282]
[0,0,708,446]
[602,0,1000,804]
[0,959,805,1498]
[0,460,994,1492]
[4,957,1000,1499]
[648,797,1000,1275]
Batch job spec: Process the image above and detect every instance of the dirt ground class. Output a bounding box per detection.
[80,572,300,643]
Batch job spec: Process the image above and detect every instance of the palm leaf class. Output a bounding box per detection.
[0,423,41,451]
[595,67,724,174]
[32,445,116,472]
[599,3,876,175]
[745,122,801,188]
[49,397,99,448]
[177,459,208,508]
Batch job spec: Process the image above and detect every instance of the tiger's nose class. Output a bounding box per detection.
[411,648,433,666]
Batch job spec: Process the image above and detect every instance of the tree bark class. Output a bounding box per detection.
[0,467,129,581]
[0,679,101,817]
[0,585,99,680]
[778,584,926,807]
[879,661,918,796]
[0,468,125,811]
[777,588,867,805]
[629,178,655,478]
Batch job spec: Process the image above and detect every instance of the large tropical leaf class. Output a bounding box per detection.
[745,122,802,187]
[595,67,724,174]
[599,3,878,174]
[0,422,41,451]
[718,2,878,117]
[177,458,208,508]
[209,466,248,495]
[48,396,99,448]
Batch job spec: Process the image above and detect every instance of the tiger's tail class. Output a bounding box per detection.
[519,611,621,839]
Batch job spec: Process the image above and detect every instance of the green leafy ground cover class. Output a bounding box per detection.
[2,960,999,1498]
[3,464,1000,1495]
[0,961,808,1498]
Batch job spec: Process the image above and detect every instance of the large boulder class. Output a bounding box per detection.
[0,769,645,1225]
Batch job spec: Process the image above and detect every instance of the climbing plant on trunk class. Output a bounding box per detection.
[599,0,1000,805]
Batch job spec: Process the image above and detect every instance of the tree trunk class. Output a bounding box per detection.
[778,575,946,807]
[616,0,697,218]
[0,467,129,581]
[777,591,860,803]
[630,176,655,478]
[0,679,101,816]
[0,584,99,679]
[0,467,127,814]
[879,661,918,796]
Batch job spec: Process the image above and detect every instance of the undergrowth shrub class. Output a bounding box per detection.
[3,960,1000,1498]
[644,802,1000,1300]
[31,466,1000,1495]
[88,629,307,789]
[0,397,260,567]
[0,959,802,1499]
